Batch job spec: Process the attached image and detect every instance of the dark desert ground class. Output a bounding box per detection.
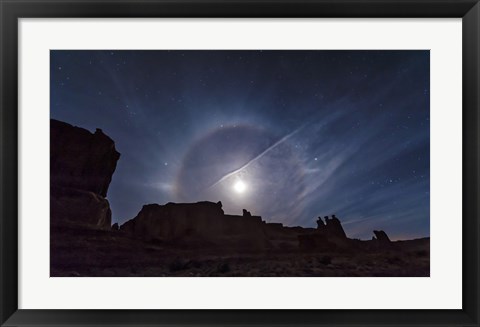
[50,119,429,277]
[51,222,429,277]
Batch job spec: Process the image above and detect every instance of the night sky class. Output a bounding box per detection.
[51,50,430,240]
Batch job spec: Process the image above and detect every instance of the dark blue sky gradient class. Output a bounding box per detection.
[51,50,430,240]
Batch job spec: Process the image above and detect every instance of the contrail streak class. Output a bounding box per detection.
[206,125,305,190]
[206,103,347,191]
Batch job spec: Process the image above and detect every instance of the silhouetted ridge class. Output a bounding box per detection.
[120,201,269,249]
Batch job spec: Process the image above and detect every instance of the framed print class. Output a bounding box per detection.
[1,0,479,326]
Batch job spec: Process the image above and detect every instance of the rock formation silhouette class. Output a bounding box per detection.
[320,214,347,239]
[120,202,269,249]
[299,215,348,251]
[373,230,391,243]
[50,119,120,229]
[242,209,252,217]
[50,119,120,197]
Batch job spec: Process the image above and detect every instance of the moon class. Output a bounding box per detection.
[175,125,306,222]
[233,180,247,193]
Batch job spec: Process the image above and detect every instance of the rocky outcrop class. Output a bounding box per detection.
[50,119,120,197]
[373,230,391,243]
[299,216,397,252]
[50,119,120,229]
[299,215,349,251]
[317,215,347,239]
[51,186,112,229]
[121,201,269,249]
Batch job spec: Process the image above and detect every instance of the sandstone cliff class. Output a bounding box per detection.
[120,201,270,249]
[50,119,120,229]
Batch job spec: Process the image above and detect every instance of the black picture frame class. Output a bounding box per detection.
[1,0,479,326]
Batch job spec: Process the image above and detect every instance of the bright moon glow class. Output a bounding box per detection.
[233,180,247,193]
